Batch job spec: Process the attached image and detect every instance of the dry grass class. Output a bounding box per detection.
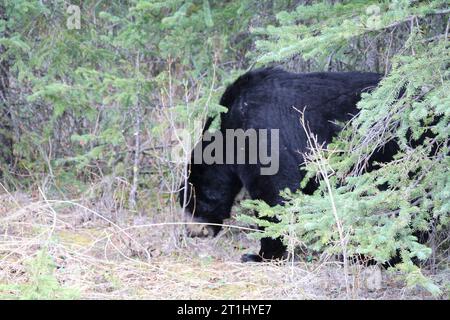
[0,190,448,300]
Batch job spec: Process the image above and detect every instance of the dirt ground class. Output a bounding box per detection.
[0,191,448,300]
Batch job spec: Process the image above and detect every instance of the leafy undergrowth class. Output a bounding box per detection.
[0,191,448,300]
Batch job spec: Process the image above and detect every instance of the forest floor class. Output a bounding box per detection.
[0,190,448,300]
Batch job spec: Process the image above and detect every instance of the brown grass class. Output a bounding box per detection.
[0,190,447,300]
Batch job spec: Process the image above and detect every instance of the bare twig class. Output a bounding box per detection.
[295,106,351,298]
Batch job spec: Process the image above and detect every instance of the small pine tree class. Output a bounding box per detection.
[240,0,449,294]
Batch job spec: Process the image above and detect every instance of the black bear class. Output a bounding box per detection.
[179,67,391,262]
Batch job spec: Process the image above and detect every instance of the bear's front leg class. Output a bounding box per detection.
[241,236,286,262]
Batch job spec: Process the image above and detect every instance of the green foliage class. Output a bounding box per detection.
[254,0,448,69]
[241,0,449,294]
[393,253,442,296]
[0,0,265,192]
[0,249,80,299]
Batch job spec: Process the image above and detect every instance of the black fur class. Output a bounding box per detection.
[180,67,393,262]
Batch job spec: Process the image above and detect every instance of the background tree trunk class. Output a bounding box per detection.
[0,4,12,177]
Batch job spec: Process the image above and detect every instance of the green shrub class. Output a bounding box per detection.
[239,0,449,295]
[0,249,80,299]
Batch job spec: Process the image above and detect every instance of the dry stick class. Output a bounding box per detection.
[0,182,20,207]
[43,199,151,261]
[182,64,217,217]
[42,199,263,254]
[129,51,141,210]
[157,63,190,247]
[161,62,217,220]
[129,102,141,210]
[119,222,262,234]
[181,80,191,219]
[38,187,57,243]
[295,107,351,298]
